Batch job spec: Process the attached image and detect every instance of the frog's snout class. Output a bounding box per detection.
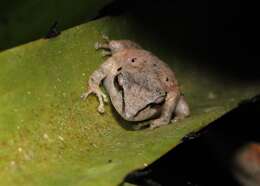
[125,112,134,121]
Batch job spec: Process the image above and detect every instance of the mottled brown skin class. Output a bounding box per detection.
[81,37,190,129]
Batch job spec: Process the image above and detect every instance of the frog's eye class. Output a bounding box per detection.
[166,77,169,82]
[117,67,122,71]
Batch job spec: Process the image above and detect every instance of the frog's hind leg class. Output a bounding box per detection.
[150,92,180,129]
[150,94,190,129]
[171,95,190,123]
[81,67,108,113]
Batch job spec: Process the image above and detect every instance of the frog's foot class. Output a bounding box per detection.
[149,118,169,129]
[101,34,110,42]
[95,34,111,50]
[81,89,108,113]
[95,42,109,50]
[171,115,186,123]
[172,96,190,123]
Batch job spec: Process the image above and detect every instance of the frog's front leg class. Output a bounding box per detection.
[150,91,180,129]
[81,68,108,113]
[81,58,115,113]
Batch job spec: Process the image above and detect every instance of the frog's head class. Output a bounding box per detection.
[114,71,166,121]
[109,40,142,54]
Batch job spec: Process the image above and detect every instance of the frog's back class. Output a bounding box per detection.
[112,48,179,91]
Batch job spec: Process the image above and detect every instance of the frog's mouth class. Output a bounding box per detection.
[128,96,165,120]
[114,73,165,121]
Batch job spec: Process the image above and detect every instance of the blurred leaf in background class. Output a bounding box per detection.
[0,0,113,51]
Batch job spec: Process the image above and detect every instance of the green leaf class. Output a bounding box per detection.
[0,0,113,50]
[0,16,259,186]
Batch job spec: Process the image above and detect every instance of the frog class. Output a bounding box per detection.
[81,36,190,129]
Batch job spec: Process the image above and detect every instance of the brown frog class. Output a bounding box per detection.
[81,36,190,129]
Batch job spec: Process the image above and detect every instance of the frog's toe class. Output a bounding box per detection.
[101,93,108,103]
[97,104,105,114]
[101,50,112,57]
[81,91,91,100]
[101,34,110,42]
[171,117,181,123]
[171,114,188,123]
[149,118,169,129]
[94,42,102,50]
[95,42,110,50]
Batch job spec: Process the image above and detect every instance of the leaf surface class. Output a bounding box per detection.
[0,16,259,186]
